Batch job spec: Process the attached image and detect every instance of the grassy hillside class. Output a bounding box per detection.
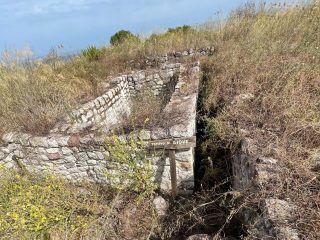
[198,2,320,238]
[0,1,319,239]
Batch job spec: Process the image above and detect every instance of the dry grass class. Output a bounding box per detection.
[0,169,158,240]
[0,27,214,135]
[198,2,320,239]
[0,1,319,238]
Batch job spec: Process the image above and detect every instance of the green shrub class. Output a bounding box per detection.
[110,30,139,46]
[0,170,94,239]
[167,25,192,34]
[0,167,159,239]
[105,129,158,200]
[81,46,103,61]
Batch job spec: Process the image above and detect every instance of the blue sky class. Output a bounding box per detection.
[0,0,292,56]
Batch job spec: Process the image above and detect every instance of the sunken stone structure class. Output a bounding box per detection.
[0,48,209,194]
[0,47,301,238]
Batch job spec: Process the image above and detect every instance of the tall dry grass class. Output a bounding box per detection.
[0,27,215,135]
[199,2,320,238]
[0,1,319,238]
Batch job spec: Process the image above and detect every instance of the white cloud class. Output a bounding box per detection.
[0,0,112,16]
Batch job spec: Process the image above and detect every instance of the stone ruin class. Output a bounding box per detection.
[0,46,299,238]
[232,133,300,239]
[0,48,211,195]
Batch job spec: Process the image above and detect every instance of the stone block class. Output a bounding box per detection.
[87,151,105,160]
[30,137,49,147]
[86,110,94,119]
[180,162,192,171]
[186,234,210,240]
[46,148,60,154]
[265,198,295,224]
[76,152,89,162]
[56,136,69,146]
[68,135,81,147]
[47,152,61,160]
[153,196,168,216]
[47,138,59,148]
[87,159,97,166]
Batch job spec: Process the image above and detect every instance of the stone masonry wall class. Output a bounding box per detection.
[232,138,300,239]
[0,59,201,195]
[51,63,182,135]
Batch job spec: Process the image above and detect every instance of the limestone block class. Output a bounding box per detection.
[265,199,296,224]
[97,96,106,106]
[63,162,75,170]
[3,153,14,163]
[47,138,59,148]
[2,133,15,144]
[19,133,32,146]
[87,151,105,160]
[76,152,89,161]
[64,154,77,162]
[86,110,94,119]
[95,115,102,122]
[68,135,81,147]
[35,147,47,155]
[39,154,49,161]
[81,115,88,123]
[175,149,193,162]
[6,143,22,152]
[87,159,97,166]
[30,137,49,147]
[151,128,169,140]
[56,136,69,147]
[13,150,24,158]
[46,148,60,154]
[1,147,12,154]
[153,196,168,216]
[47,152,61,160]
[186,234,210,240]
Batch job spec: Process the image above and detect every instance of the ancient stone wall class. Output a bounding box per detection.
[51,63,182,134]
[0,57,201,195]
[232,138,299,239]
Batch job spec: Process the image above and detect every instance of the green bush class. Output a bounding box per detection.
[110,30,139,46]
[0,166,159,239]
[167,25,192,34]
[0,170,95,239]
[105,129,157,200]
[81,46,103,61]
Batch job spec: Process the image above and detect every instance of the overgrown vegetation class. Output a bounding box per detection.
[0,1,319,239]
[110,30,140,46]
[197,2,320,239]
[81,46,103,61]
[105,130,158,200]
[0,167,158,239]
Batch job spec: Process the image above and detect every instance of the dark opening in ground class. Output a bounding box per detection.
[177,69,247,239]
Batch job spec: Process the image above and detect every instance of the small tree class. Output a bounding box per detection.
[110,30,139,46]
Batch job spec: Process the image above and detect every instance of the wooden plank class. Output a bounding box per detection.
[146,136,196,150]
[169,149,177,197]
